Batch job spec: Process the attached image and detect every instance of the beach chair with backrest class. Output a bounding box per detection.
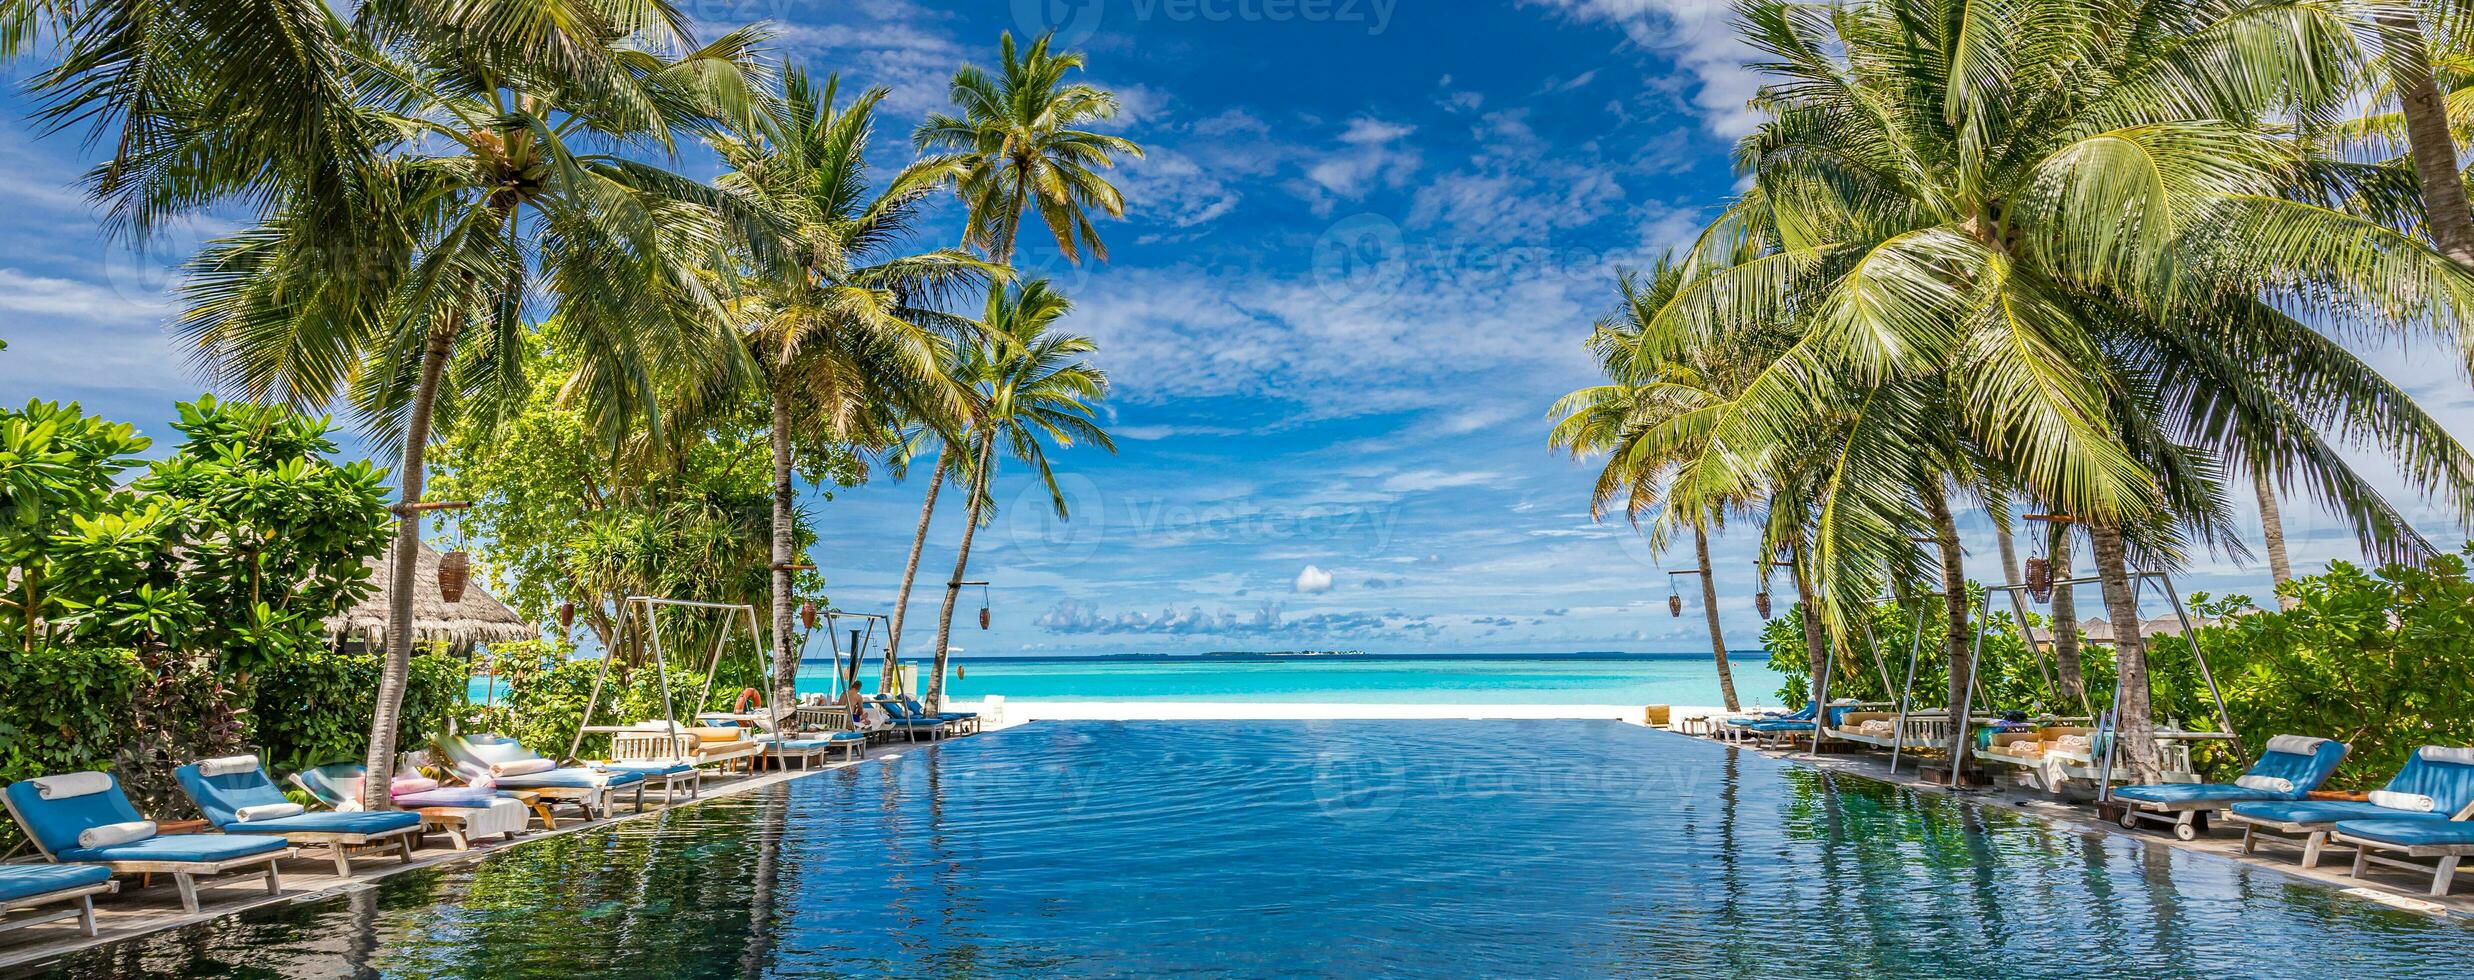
[292,763,528,851]
[2109,735,2349,840]
[2229,744,2474,870]
[2,771,290,913]
[728,707,867,767]
[436,734,649,826]
[0,864,115,938]
[2326,746,2474,896]
[897,695,978,736]
[174,755,424,877]
[870,697,953,742]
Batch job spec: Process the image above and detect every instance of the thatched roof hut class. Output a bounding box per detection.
[2026,614,2221,647]
[326,539,536,654]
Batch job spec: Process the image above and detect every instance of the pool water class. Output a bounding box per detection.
[17,722,2471,977]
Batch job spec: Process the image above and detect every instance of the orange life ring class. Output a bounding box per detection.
[734,687,764,714]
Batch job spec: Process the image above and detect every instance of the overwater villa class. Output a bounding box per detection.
[4,0,2474,976]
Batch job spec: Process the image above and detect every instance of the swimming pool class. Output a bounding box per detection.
[16,722,2470,977]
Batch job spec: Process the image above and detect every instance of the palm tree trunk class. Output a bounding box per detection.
[1927,490,1974,775]
[2049,532,2085,703]
[885,445,948,690]
[2380,10,2474,272]
[2090,524,2162,783]
[362,318,458,812]
[2251,460,2296,609]
[768,391,800,705]
[1789,546,1828,706]
[925,440,993,710]
[1693,525,1740,712]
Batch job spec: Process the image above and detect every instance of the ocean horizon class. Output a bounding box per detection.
[788,649,1790,706]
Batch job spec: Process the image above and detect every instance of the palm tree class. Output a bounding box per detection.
[913,30,1144,264]
[179,17,773,809]
[2360,4,2474,272]
[884,428,961,689]
[1641,0,2474,779]
[705,70,999,704]
[1549,260,1751,711]
[923,279,1113,709]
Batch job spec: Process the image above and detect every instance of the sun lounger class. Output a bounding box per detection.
[174,756,424,877]
[755,731,869,767]
[0,864,115,937]
[896,696,979,735]
[613,722,763,777]
[2229,744,2474,869]
[2109,735,2348,840]
[437,735,649,825]
[871,697,955,742]
[2,772,290,913]
[1825,711,1952,751]
[292,764,528,850]
[2333,815,2474,896]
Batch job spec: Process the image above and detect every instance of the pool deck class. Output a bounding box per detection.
[4,713,2464,970]
[0,750,895,972]
[1723,733,2474,920]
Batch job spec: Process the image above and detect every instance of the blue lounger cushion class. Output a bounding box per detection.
[0,864,112,903]
[5,774,170,859]
[2230,799,2448,825]
[229,811,420,836]
[1730,702,1819,727]
[392,787,503,809]
[602,761,696,777]
[175,759,421,837]
[2118,735,2349,807]
[2333,818,2474,848]
[60,833,287,865]
[487,768,648,790]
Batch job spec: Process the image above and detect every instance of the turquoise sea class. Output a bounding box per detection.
[796,652,1789,705]
[467,653,1789,706]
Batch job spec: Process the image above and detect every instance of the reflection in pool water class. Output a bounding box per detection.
[15,721,2472,977]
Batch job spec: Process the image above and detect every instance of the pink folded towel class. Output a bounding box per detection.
[391,776,440,795]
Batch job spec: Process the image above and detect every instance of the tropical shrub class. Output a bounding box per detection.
[1762,585,2111,717]
[0,646,147,850]
[479,639,730,763]
[2155,550,2474,791]
[253,649,467,773]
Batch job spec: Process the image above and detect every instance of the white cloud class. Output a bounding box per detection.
[1519,0,1765,136]
[0,268,172,321]
[1293,564,1335,594]
[1380,469,1505,493]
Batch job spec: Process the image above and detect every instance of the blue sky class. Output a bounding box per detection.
[3,0,2470,657]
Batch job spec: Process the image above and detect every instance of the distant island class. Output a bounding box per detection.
[1200,650,1367,657]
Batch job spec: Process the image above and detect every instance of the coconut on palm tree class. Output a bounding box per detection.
[914,30,1144,264]
[178,16,774,809]
[704,70,1001,704]
[923,279,1113,710]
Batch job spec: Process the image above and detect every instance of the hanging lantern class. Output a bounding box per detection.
[979,607,991,630]
[1668,594,1683,618]
[437,550,470,604]
[557,601,575,631]
[800,601,819,631]
[2024,557,2053,603]
[977,583,991,630]
[1754,591,1773,618]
